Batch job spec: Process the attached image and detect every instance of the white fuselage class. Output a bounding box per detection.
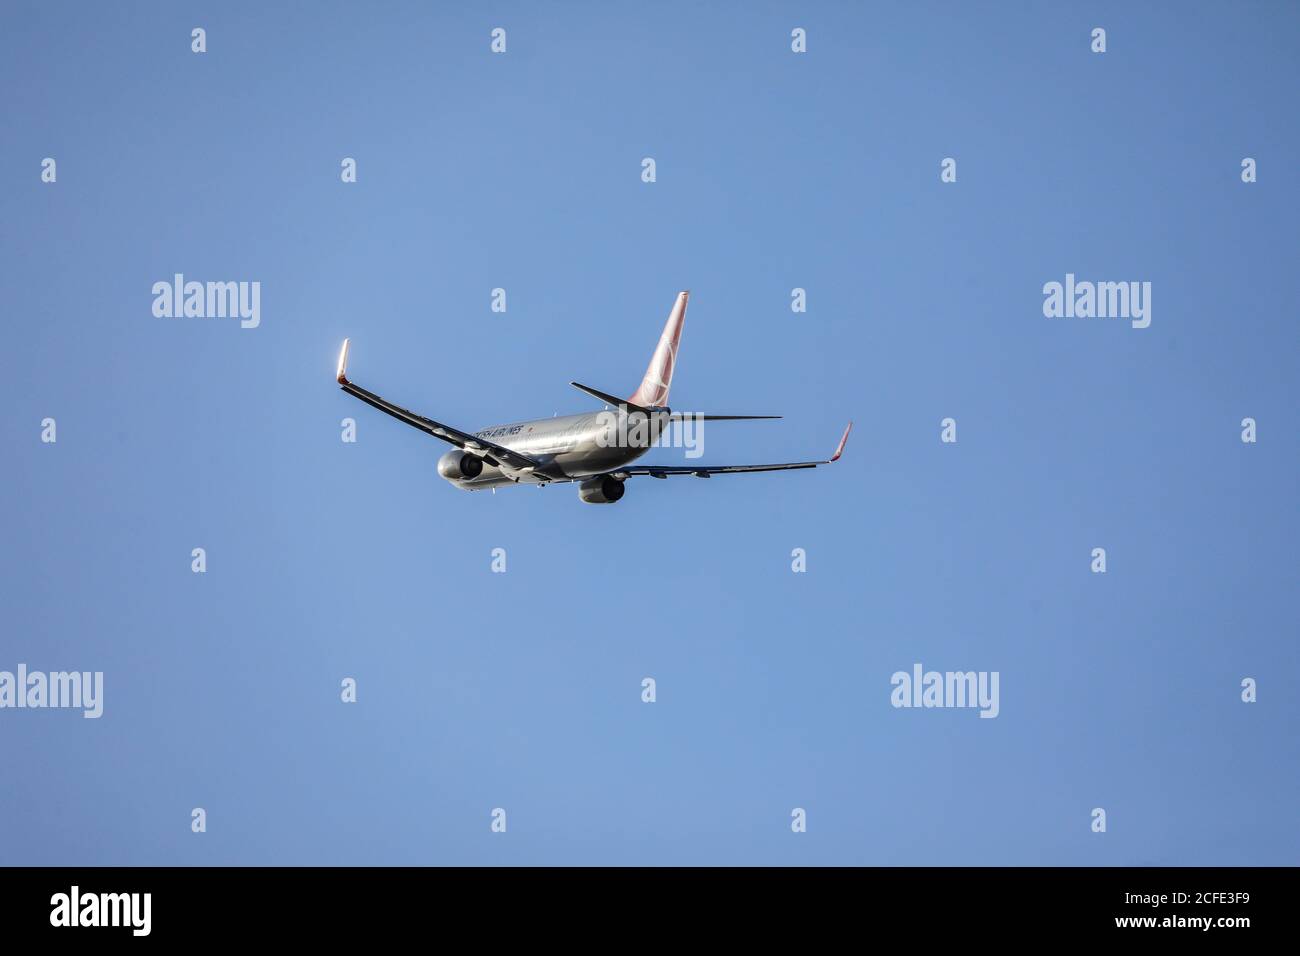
[448,409,669,489]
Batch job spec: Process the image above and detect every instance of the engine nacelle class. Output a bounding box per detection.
[578,475,625,504]
[437,449,484,481]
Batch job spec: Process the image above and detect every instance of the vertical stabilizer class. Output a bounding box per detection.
[628,291,688,407]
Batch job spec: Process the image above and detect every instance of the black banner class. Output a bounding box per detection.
[0,866,1279,941]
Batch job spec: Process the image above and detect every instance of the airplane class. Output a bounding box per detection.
[334,291,851,504]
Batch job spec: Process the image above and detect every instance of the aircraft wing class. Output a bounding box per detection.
[607,422,852,479]
[335,339,543,474]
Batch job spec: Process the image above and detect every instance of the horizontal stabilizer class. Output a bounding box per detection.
[668,413,782,422]
[570,381,654,413]
[571,382,780,421]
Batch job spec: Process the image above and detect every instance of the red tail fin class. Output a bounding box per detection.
[628,291,687,407]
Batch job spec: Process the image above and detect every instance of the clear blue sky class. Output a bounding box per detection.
[2,1,1296,865]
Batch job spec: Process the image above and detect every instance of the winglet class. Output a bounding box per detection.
[829,421,853,462]
[336,338,350,385]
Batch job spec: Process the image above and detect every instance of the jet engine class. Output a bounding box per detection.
[578,475,625,504]
[437,449,484,481]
